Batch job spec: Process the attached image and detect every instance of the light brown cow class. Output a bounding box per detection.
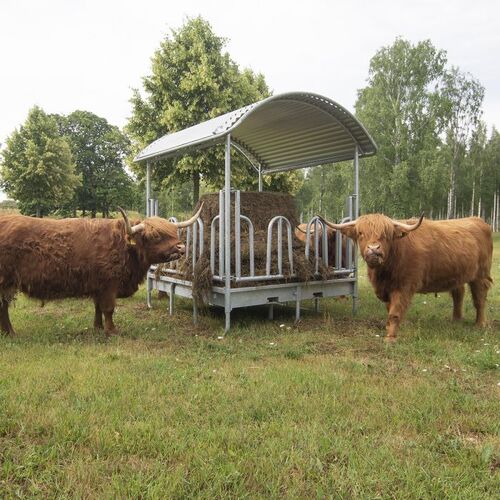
[0,206,202,336]
[319,214,493,341]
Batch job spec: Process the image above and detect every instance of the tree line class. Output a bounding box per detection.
[1,17,498,227]
[297,39,499,227]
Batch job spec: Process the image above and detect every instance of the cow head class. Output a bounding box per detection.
[118,204,203,265]
[318,213,424,268]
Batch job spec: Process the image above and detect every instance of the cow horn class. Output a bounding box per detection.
[174,202,204,229]
[392,212,424,233]
[118,207,145,236]
[296,225,308,234]
[317,216,356,230]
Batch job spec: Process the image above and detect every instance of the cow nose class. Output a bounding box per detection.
[176,243,185,254]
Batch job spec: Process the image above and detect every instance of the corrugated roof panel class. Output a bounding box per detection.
[134,92,377,170]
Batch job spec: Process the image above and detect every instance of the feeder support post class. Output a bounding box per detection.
[353,145,359,314]
[146,161,151,217]
[224,134,232,331]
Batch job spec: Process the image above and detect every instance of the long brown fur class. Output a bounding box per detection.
[0,214,183,335]
[332,215,493,340]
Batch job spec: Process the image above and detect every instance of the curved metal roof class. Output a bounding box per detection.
[134,92,377,173]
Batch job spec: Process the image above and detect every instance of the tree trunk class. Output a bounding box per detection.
[470,178,475,216]
[193,171,200,206]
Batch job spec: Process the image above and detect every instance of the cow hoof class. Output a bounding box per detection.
[384,336,397,343]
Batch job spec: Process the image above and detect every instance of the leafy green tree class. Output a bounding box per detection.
[127,16,301,207]
[0,106,80,217]
[441,67,484,218]
[483,128,500,225]
[55,111,134,217]
[355,38,448,216]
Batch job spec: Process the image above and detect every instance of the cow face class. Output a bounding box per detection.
[119,205,203,265]
[348,216,398,268]
[137,220,185,264]
[319,214,424,269]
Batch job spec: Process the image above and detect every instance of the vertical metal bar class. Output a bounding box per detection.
[354,145,359,218]
[146,161,151,217]
[347,196,353,270]
[353,147,359,314]
[210,217,217,275]
[335,223,341,270]
[169,284,175,315]
[287,223,294,275]
[295,287,301,323]
[219,190,224,277]
[277,218,283,275]
[321,220,328,267]
[314,218,320,274]
[266,221,273,276]
[258,165,263,192]
[192,220,197,269]
[224,134,232,332]
[146,276,152,309]
[154,199,159,216]
[235,190,241,279]
[268,303,274,320]
[185,227,191,260]
[197,219,204,257]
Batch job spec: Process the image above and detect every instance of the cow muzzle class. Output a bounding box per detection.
[164,243,185,262]
[364,248,384,267]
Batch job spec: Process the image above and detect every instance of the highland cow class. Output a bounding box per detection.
[319,214,493,341]
[0,206,202,335]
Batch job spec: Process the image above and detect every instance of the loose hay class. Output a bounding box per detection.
[157,192,333,306]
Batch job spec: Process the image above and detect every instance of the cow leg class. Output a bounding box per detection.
[99,292,117,335]
[469,280,488,327]
[93,299,103,330]
[450,285,465,321]
[385,290,411,342]
[0,299,15,335]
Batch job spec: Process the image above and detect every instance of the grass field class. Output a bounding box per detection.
[0,236,499,498]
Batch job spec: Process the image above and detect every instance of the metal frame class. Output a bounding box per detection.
[138,92,373,331]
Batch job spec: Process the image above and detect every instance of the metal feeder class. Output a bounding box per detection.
[134,92,377,331]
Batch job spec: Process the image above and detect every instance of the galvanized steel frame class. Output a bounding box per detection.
[138,92,370,331]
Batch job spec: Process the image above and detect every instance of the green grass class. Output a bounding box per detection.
[1,237,499,498]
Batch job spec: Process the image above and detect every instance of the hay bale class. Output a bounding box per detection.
[157,192,332,304]
[195,191,299,232]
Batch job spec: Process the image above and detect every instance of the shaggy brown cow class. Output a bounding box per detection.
[0,206,202,336]
[319,214,493,341]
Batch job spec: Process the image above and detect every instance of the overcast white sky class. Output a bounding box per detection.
[1,0,499,199]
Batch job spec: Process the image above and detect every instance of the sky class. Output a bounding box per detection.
[1,0,499,200]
